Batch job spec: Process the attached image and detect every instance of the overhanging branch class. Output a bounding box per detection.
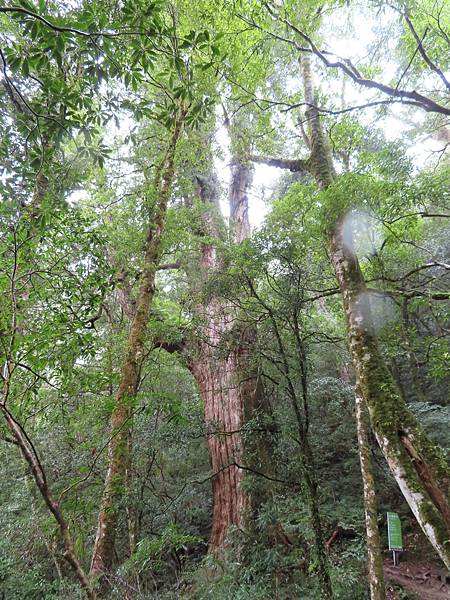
[261,2,450,116]
[248,154,311,172]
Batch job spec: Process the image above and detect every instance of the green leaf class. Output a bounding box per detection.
[21,57,30,76]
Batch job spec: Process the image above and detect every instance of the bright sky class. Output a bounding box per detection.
[213,4,447,228]
[70,4,448,228]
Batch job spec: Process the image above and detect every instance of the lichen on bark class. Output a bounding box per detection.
[90,107,187,583]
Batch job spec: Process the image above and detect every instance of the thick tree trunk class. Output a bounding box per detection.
[298,53,450,570]
[190,340,248,550]
[189,171,247,551]
[355,389,385,600]
[90,109,186,580]
[189,155,269,552]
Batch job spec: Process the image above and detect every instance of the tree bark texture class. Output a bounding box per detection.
[90,108,186,580]
[298,54,450,569]
[355,389,385,600]
[189,171,246,551]
[228,156,275,522]
[330,220,450,570]
[188,155,269,552]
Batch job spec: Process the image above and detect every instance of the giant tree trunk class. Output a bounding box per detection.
[299,54,450,569]
[90,108,186,580]
[189,170,247,551]
[188,154,268,552]
[355,389,385,600]
[190,327,249,550]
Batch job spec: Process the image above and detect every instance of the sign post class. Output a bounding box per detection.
[387,512,403,566]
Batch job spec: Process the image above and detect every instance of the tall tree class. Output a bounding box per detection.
[90,104,187,580]
[187,115,270,551]
[245,35,450,567]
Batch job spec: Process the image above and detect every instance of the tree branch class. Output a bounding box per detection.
[247,154,311,172]
[389,4,450,91]
[261,2,450,116]
[0,6,145,38]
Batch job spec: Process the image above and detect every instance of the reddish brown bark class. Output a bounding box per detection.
[90,108,186,580]
[188,152,268,552]
[189,173,246,550]
[190,343,248,550]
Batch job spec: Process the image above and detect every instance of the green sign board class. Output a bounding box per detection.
[387,512,403,550]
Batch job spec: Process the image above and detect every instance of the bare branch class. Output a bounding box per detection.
[260,2,450,116]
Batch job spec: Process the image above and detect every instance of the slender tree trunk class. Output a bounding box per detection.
[301,435,334,599]
[355,389,385,600]
[0,406,96,598]
[299,54,450,570]
[105,248,139,557]
[126,432,138,556]
[0,154,96,597]
[262,299,333,598]
[90,108,186,580]
[25,476,64,581]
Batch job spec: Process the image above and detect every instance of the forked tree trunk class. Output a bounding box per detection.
[299,54,450,570]
[355,389,385,600]
[189,154,268,552]
[90,108,186,581]
[189,171,247,551]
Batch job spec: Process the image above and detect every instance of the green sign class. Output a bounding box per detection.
[387,512,403,550]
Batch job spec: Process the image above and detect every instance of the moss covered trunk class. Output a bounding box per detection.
[329,221,450,569]
[355,389,385,599]
[90,109,186,581]
[300,54,450,570]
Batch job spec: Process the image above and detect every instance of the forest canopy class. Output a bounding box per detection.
[0,1,449,599]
